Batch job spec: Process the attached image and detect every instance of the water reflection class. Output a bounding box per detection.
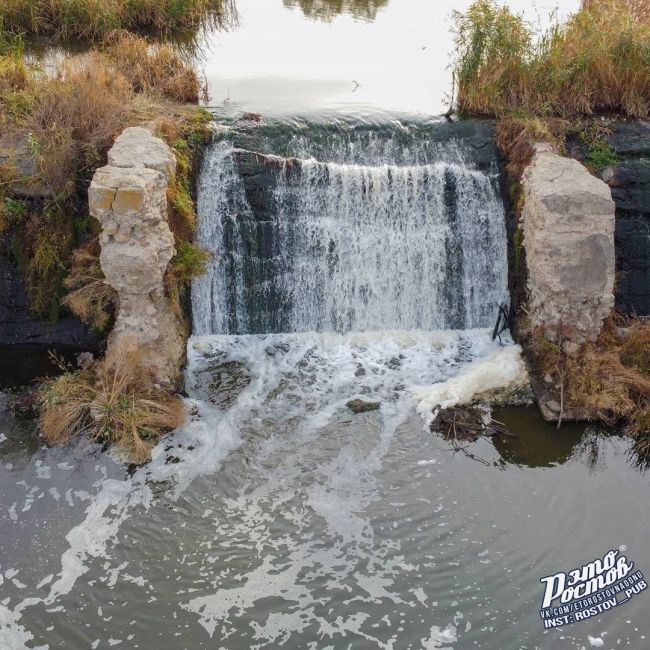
[283,0,389,21]
[492,407,591,468]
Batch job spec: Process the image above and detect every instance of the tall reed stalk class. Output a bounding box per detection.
[453,0,650,118]
[0,0,235,40]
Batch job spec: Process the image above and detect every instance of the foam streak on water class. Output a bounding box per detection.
[177,329,515,645]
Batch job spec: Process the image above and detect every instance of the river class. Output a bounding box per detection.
[3,1,649,649]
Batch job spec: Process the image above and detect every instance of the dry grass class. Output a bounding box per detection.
[104,32,201,103]
[583,0,650,21]
[63,238,118,333]
[28,52,133,196]
[0,34,209,320]
[532,316,650,458]
[495,117,566,183]
[454,0,650,118]
[40,354,185,463]
[0,0,234,41]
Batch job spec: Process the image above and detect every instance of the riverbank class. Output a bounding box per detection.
[0,0,234,40]
[452,0,650,459]
[1,29,213,460]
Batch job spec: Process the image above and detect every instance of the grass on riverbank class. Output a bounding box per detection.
[39,354,186,463]
[0,0,234,40]
[531,317,650,458]
[0,32,211,328]
[453,0,650,118]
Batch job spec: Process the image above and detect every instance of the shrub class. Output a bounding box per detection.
[39,354,186,463]
[453,0,650,118]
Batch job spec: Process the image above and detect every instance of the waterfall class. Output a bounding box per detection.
[192,124,508,335]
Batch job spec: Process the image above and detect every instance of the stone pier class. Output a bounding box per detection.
[521,147,616,351]
[88,127,183,382]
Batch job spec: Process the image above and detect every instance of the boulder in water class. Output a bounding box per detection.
[346,398,381,414]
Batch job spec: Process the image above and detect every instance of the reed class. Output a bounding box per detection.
[453,0,650,118]
[0,0,234,40]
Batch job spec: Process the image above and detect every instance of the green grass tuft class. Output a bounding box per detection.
[585,140,618,170]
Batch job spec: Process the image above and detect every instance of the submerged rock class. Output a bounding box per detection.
[346,398,381,414]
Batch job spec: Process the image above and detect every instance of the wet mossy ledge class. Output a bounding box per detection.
[451,0,650,457]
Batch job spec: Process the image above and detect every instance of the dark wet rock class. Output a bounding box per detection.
[238,112,264,123]
[265,342,290,356]
[0,237,99,350]
[224,118,500,172]
[346,398,380,414]
[567,120,650,316]
[7,390,39,419]
[205,361,252,410]
[615,216,650,315]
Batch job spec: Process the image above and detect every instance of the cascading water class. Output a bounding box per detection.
[192,122,509,335]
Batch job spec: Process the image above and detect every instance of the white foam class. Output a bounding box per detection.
[414,345,527,425]
[3,329,517,647]
[0,604,46,650]
[421,624,457,649]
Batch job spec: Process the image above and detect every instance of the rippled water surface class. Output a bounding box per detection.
[196,0,580,117]
[1,331,649,649]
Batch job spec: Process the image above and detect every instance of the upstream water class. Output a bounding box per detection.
[4,1,650,649]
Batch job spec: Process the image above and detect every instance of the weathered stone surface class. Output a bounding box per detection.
[107,127,177,182]
[90,128,183,382]
[521,151,616,345]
